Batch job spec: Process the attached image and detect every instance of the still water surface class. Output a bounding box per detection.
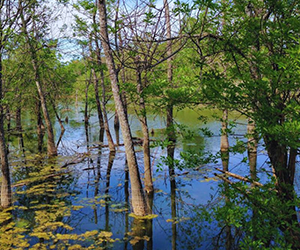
[7,105,269,249]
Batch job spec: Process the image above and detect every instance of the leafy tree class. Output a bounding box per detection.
[185,0,300,246]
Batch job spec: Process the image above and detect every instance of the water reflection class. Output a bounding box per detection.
[105,151,116,232]
[167,142,177,250]
[6,104,273,249]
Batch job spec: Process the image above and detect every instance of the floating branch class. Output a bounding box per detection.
[215,168,263,187]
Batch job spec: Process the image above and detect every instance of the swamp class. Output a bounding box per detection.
[1,0,300,249]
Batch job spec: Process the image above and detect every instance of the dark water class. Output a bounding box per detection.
[3,105,270,249]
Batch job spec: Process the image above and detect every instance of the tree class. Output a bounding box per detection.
[97,0,148,216]
[191,0,300,246]
[0,0,20,208]
[73,0,115,151]
[20,0,57,157]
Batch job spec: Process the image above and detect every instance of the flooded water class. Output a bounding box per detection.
[3,105,270,249]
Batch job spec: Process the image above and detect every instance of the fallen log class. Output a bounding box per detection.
[215,168,263,187]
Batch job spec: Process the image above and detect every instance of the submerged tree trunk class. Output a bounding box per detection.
[98,0,148,216]
[220,109,229,152]
[247,118,257,180]
[0,52,11,208]
[136,62,153,193]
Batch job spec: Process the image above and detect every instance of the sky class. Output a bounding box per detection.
[48,0,181,62]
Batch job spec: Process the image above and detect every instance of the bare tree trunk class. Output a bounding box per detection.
[136,63,153,193]
[0,53,11,208]
[36,100,45,153]
[84,76,91,127]
[92,67,105,129]
[118,31,128,118]
[247,118,257,180]
[220,109,229,152]
[49,96,64,132]
[34,79,57,156]
[98,0,148,216]
[164,0,176,146]
[16,94,26,158]
[114,111,119,131]
[100,69,115,152]
[89,35,104,130]
[94,34,115,152]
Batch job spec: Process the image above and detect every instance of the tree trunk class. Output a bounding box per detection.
[89,37,104,130]
[264,135,300,247]
[220,109,229,152]
[136,65,153,193]
[49,96,64,132]
[94,34,115,152]
[0,52,11,208]
[36,100,45,153]
[99,68,115,152]
[98,0,148,216]
[164,0,176,146]
[35,79,57,156]
[92,67,105,129]
[16,95,26,158]
[84,76,91,127]
[247,118,257,180]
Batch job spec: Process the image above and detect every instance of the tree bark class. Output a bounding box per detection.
[49,95,64,132]
[220,109,229,152]
[0,52,11,208]
[94,34,115,152]
[89,33,104,130]
[92,67,105,129]
[34,78,57,156]
[247,118,257,180]
[136,62,153,193]
[98,0,148,215]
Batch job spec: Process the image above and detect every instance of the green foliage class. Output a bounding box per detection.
[205,177,300,249]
